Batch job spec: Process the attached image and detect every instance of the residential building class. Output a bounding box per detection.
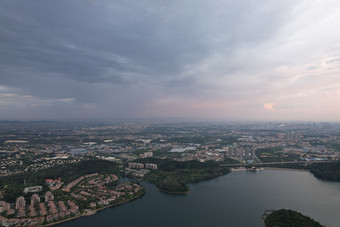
[15,196,26,209]
[44,191,54,202]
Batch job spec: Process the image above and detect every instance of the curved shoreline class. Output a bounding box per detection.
[46,191,145,226]
[261,209,275,227]
[157,187,190,195]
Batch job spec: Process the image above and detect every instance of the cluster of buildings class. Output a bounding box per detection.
[277,132,303,140]
[128,163,144,169]
[181,150,225,162]
[0,149,83,177]
[0,158,23,177]
[0,191,79,226]
[145,163,158,170]
[224,147,256,160]
[1,172,132,226]
[138,151,153,158]
[125,162,158,178]
[2,122,339,182]
[63,173,98,192]
[66,173,141,208]
[24,157,82,173]
[45,178,63,191]
[172,144,255,163]
[128,163,158,170]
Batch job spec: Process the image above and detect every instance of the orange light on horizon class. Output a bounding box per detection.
[264,103,276,111]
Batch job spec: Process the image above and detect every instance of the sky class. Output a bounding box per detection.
[0,0,340,121]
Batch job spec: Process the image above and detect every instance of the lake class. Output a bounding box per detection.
[59,169,340,227]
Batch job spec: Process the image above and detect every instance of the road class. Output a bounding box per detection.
[220,160,331,167]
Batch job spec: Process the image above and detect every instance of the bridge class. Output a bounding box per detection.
[220,160,331,167]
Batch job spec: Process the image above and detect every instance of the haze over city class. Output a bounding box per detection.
[1,0,340,121]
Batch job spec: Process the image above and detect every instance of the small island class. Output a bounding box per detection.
[264,209,324,227]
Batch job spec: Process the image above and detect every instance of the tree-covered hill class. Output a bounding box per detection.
[307,162,340,182]
[137,158,230,194]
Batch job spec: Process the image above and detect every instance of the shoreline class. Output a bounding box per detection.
[46,191,145,226]
[158,187,190,195]
[231,168,247,172]
[261,209,275,226]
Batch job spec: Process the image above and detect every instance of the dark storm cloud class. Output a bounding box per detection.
[0,0,290,87]
[1,0,339,120]
[0,0,212,88]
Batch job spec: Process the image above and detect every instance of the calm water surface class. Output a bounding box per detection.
[59,170,340,227]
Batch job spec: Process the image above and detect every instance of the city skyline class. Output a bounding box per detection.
[1,0,340,121]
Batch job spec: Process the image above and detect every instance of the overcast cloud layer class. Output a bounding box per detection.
[1,0,340,121]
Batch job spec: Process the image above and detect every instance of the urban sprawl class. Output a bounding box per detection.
[1,121,339,226]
